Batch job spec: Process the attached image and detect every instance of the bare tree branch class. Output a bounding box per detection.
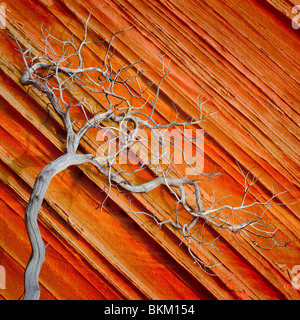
[12,11,291,300]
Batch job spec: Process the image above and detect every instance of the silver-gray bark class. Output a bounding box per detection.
[12,11,290,300]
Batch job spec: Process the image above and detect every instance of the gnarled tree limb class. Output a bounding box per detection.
[12,10,291,299]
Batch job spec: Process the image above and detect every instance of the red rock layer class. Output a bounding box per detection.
[0,0,299,300]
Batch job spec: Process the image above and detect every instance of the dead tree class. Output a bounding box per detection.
[12,11,289,300]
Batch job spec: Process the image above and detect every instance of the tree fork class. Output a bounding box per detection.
[11,10,290,300]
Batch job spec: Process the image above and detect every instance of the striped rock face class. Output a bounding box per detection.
[0,0,299,300]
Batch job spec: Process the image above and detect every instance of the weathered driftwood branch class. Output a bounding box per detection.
[13,11,290,300]
[24,153,96,299]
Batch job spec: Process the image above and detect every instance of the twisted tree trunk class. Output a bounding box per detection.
[13,13,289,299]
[24,153,92,300]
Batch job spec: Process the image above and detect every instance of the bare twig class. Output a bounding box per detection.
[14,11,291,300]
